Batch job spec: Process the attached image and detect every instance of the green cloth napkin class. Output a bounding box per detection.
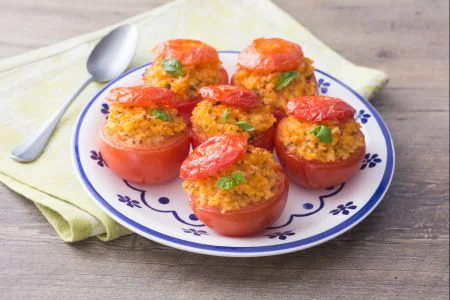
[0,0,389,242]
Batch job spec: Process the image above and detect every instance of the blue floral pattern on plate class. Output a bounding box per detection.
[361,153,382,170]
[124,180,205,227]
[101,103,109,115]
[330,201,357,215]
[267,230,295,240]
[318,78,331,95]
[90,150,107,167]
[119,181,351,231]
[117,195,142,208]
[267,183,345,229]
[182,229,208,236]
[356,109,371,124]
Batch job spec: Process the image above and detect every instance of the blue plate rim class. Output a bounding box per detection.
[72,51,395,257]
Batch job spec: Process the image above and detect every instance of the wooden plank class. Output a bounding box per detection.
[0,0,448,299]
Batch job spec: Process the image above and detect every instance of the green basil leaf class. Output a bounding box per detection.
[216,171,246,190]
[309,126,321,135]
[151,109,172,122]
[275,71,299,91]
[310,125,333,144]
[162,58,183,77]
[221,108,229,123]
[236,121,255,132]
[231,171,245,185]
[216,176,235,190]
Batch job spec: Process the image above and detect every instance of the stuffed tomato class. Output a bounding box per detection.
[275,96,366,189]
[98,85,190,185]
[190,85,276,151]
[232,38,317,121]
[180,134,289,237]
[143,39,228,124]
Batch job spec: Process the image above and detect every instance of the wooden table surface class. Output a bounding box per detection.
[0,0,448,299]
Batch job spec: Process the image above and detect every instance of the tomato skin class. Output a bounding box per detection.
[199,85,260,109]
[152,39,220,65]
[271,107,287,124]
[287,96,356,122]
[252,126,276,151]
[230,73,236,85]
[98,127,190,185]
[189,124,208,149]
[275,119,366,189]
[172,94,202,126]
[106,85,175,108]
[172,67,229,126]
[188,165,289,236]
[180,134,248,180]
[237,38,304,72]
[219,66,229,85]
[190,124,275,152]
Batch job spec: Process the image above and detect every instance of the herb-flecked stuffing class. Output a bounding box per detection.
[278,116,365,162]
[104,105,187,147]
[182,146,282,213]
[191,101,275,141]
[233,58,317,113]
[143,60,226,102]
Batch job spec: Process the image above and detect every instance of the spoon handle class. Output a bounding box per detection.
[11,77,94,163]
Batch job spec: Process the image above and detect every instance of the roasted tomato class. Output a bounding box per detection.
[145,40,229,125]
[188,164,289,237]
[152,39,220,65]
[106,85,174,107]
[190,85,276,151]
[199,85,260,108]
[172,67,229,125]
[237,38,304,72]
[180,134,247,180]
[181,135,289,236]
[232,38,317,122]
[275,96,366,189]
[99,86,190,185]
[286,96,356,122]
[99,129,190,185]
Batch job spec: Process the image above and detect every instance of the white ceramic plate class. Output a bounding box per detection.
[72,51,395,257]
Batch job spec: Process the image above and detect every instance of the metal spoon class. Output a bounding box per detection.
[11,24,139,163]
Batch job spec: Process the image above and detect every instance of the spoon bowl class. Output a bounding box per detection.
[87,24,138,82]
[11,24,139,163]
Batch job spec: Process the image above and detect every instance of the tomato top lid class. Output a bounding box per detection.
[180,134,248,180]
[287,96,356,122]
[199,85,261,109]
[237,38,304,72]
[106,85,175,108]
[152,39,220,65]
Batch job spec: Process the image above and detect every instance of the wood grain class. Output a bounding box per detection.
[0,0,448,299]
